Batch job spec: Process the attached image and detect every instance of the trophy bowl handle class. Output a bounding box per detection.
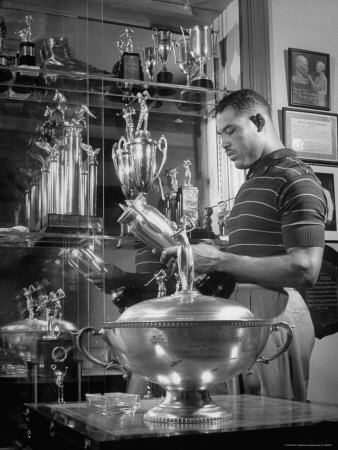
[118,135,128,152]
[153,134,167,182]
[74,327,129,377]
[246,321,295,374]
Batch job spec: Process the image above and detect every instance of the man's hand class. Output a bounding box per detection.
[160,243,225,274]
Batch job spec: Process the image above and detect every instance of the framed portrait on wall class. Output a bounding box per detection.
[288,48,330,110]
[310,165,338,241]
[282,108,338,163]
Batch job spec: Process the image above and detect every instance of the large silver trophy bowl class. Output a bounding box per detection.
[75,203,293,424]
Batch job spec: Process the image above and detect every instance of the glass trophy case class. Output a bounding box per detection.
[0,0,230,444]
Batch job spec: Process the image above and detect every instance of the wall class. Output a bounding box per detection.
[268,0,338,403]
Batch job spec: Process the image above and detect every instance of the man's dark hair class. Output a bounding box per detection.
[216,89,272,118]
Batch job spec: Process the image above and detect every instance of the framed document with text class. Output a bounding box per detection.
[282,108,338,163]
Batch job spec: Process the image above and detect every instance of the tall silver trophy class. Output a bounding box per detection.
[113,90,167,198]
[187,25,214,89]
[152,29,175,92]
[174,36,199,86]
[113,90,167,246]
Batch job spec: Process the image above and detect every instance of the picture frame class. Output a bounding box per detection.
[310,165,338,241]
[282,108,338,163]
[288,48,330,110]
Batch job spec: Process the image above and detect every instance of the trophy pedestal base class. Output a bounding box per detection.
[42,214,103,233]
[157,71,176,96]
[191,77,214,89]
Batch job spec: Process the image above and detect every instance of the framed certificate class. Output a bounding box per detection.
[282,108,338,163]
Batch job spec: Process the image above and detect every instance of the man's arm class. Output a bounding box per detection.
[161,243,324,289]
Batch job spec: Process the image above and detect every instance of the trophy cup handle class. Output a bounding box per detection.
[118,135,128,152]
[153,135,167,182]
[246,321,295,375]
[74,327,129,377]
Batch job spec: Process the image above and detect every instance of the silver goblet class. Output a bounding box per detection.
[188,25,214,89]
[152,29,174,85]
[174,38,199,86]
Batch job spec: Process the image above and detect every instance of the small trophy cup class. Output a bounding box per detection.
[174,37,199,86]
[152,29,176,95]
[140,46,159,82]
[116,28,143,81]
[188,25,214,89]
[16,15,36,66]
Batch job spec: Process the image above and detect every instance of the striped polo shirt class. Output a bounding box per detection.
[227,148,327,257]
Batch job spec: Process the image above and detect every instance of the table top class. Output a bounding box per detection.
[25,394,338,443]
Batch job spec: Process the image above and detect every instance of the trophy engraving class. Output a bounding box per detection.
[187,25,214,89]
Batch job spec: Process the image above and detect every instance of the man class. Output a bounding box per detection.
[161,89,327,401]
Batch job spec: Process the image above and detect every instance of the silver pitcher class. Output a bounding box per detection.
[118,193,180,251]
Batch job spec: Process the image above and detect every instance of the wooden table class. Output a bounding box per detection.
[23,394,338,450]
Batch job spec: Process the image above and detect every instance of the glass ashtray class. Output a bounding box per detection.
[85,392,141,415]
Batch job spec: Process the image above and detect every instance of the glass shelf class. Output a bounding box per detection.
[0,65,226,117]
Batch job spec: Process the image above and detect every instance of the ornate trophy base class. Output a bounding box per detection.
[191,77,214,89]
[157,70,176,96]
[143,389,232,423]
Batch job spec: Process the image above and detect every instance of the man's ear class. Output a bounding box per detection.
[250,113,265,132]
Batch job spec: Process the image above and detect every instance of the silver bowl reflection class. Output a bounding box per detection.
[76,290,293,424]
[0,318,77,363]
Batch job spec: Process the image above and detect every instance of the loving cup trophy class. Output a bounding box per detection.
[75,213,294,423]
[112,90,167,200]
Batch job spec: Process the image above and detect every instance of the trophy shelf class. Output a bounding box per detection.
[0,65,225,117]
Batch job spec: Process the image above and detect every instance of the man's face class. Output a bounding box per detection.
[216,106,264,169]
